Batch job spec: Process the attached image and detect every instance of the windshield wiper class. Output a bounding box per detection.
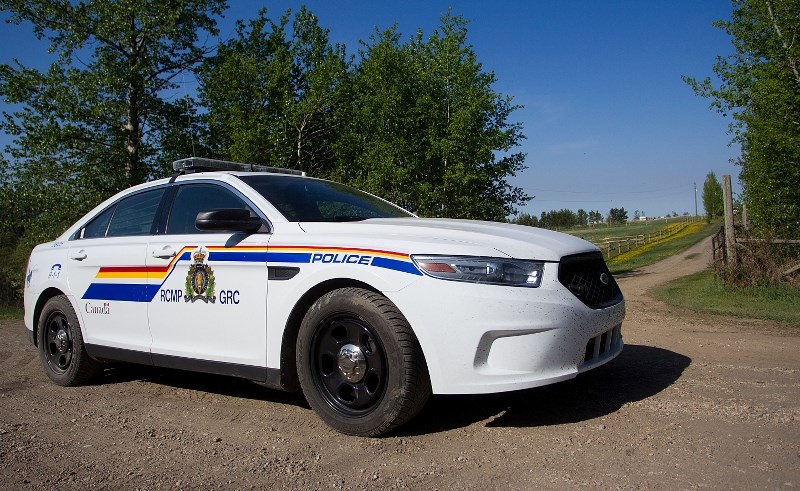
[331,215,369,222]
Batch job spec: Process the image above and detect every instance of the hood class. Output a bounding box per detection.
[297,218,598,262]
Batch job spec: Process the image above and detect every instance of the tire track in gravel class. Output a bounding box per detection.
[615,233,714,298]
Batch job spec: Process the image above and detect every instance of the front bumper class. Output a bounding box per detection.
[388,265,625,395]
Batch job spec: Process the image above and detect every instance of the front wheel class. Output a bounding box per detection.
[297,288,430,436]
[38,295,101,386]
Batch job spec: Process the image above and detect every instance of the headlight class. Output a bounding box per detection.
[410,255,545,288]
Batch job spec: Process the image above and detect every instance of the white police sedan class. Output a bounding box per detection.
[23,157,624,436]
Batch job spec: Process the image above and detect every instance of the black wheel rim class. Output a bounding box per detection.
[310,315,387,416]
[43,310,73,374]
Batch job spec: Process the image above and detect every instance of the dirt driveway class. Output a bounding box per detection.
[1,236,798,490]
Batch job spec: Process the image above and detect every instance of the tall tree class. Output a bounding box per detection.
[685,0,800,237]
[607,207,628,224]
[334,26,422,209]
[198,7,349,175]
[0,155,24,306]
[413,13,528,219]
[337,13,529,220]
[0,0,226,243]
[538,209,578,229]
[702,171,724,221]
[513,212,539,227]
[577,208,588,226]
[198,10,294,166]
[287,7,350,175]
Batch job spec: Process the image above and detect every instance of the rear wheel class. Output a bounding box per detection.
[38,295,101,386]
[297,288,430,436]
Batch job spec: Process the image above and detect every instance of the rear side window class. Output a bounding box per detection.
[81,206,115,239]
[106,188,166,237]
[167,183,250,234]
[77,188,165,239]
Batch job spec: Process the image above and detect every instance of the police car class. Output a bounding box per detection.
[23,157,624,436]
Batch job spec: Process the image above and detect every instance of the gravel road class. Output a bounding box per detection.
[1,236,798,490]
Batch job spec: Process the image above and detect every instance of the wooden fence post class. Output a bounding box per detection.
[722,175,737,268]
[742,203,748,230]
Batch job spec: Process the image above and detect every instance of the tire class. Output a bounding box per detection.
[297,288,431,436]
[38,295,102,386]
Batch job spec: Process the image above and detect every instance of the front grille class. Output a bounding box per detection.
[558,252,622,309]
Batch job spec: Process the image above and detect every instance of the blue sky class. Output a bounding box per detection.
[0,1,740,218]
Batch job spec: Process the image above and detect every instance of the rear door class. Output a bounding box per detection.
[146,182,269,375]
[67,187,166,353]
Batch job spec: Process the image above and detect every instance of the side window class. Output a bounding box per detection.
[167,183,249,234]
[80,205,116,239]
[106,188,166,237]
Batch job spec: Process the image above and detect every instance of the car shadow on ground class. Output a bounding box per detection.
[94,363,310,408]
[89,344,688,436]
[399,344,690,436]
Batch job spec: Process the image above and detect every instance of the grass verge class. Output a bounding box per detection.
[607,222,718,274]
[0,306,23,320]
[652,270,800,326]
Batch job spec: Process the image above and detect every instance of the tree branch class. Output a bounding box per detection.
[765,0,800,86]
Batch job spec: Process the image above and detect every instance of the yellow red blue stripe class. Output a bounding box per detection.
[81,244,420,302]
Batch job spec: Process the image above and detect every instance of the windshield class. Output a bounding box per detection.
[238,175,414,222]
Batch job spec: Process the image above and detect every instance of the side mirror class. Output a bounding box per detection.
[195,209,264,233]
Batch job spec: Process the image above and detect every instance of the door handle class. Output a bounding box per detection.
[70,250,87,261]
[151,247,177,259]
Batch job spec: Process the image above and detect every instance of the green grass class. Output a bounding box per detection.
[605,222,718,274]
[565,216,698,244]
[652,270,800,326]
[0,306,23,320]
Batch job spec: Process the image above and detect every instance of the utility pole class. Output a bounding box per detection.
[694,182,698,217]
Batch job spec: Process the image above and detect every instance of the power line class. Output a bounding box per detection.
[523,183,689,196]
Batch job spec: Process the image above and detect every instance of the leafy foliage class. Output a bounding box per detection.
[197,10,529,220]
[0,0,225,239]
[333,13,529,220]
[513,212,539,227]
[702,171,724,221]
[538,209,578,229]
[198,7,349,176]
[513,208,605,230]
[576,209,588,227]
[607,207,629,224]
[684,0,800,237]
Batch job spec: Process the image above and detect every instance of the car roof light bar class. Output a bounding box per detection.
[172,157,306,176]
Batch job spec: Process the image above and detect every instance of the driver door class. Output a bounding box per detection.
[146,182,269,374]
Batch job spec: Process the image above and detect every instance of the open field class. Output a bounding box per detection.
[563,216,701,244]
[606,222,718,273]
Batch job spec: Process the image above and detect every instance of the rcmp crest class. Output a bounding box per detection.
[185,247,216,303]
